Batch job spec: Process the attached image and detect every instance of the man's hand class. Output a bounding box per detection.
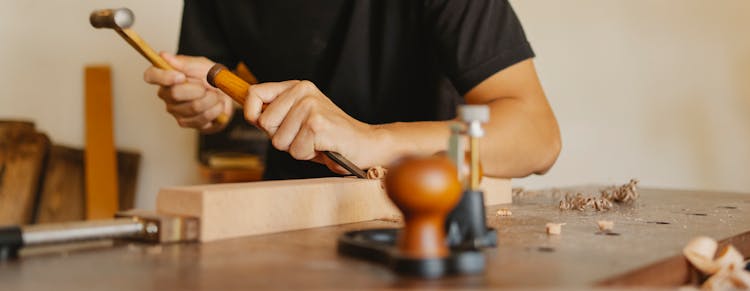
[143,53,233,133]
[243,80,390,174]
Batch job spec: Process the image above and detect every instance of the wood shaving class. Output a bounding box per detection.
[559,193,612,211]
[377,215,403,224]
[366,166,387,180]
[546,222,565,235]
[496,208,512,216]
[682,236,750,290]
[683,236,720,274]
[729,269,750,289]
[715,245,744,272]
[597,220,614,232]
[558,179,639,212]
[366,166,387,189]
[701,268,750,291]
[600,179,640,203]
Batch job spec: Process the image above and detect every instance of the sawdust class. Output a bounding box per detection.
[558,179,640,212]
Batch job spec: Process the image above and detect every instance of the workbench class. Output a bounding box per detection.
[1,187,748,289]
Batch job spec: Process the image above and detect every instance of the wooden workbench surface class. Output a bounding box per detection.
[1,187,748,289]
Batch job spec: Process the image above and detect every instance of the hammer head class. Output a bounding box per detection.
[90,8,134,30]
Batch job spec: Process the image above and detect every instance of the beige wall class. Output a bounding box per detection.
[0,1,747,209]
[512,0,750,191]
[0,0,192,209]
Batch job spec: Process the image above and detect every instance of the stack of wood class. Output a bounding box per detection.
[0,121,140,225]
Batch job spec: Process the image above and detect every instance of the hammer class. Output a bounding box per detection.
[89,8,229,125]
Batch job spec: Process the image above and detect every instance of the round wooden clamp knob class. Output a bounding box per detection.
[385,155,462,259]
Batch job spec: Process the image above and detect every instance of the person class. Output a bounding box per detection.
[143,0,561,180]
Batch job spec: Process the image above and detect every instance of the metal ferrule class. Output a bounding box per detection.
[21,218,143,246]
[467,122,484,138]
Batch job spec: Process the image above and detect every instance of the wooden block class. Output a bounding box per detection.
[157,177,511,242]
[480,177,512,205]
[84,65,120,219]
[0,121,50,225]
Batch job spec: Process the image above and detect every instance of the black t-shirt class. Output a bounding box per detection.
[178,0,534,180]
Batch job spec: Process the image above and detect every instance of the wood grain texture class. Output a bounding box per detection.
[35,146,85,223]
[157,177,511,242]
[84,66,119,219]
[208,65,249,105]
[35,146,141,223]
[115,150,140,211]
[0,121,50,225]
[116,29,172,70]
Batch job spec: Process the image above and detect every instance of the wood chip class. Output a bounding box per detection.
[546,223,565,235]
[496,208,512,216]
[597,220,614,232]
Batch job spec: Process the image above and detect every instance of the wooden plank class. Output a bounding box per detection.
[84,65,119,219]
[35,146,141,223]
[0,121,50,225]
[156,177,511,242]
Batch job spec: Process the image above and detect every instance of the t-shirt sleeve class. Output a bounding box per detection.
[423,0,534,95]
[178,0,238,67]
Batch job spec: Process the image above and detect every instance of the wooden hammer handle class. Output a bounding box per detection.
[116,28,229,124]
[117,28,173,70]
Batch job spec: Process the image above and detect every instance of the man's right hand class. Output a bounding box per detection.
[143,53,233,133]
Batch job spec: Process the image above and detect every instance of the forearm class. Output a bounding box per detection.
[374,121,453,164]
[373,97,560,178]
[478,97,561,178]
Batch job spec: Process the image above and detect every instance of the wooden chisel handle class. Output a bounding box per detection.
[206,64,367,178]
[207,64,250,105]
